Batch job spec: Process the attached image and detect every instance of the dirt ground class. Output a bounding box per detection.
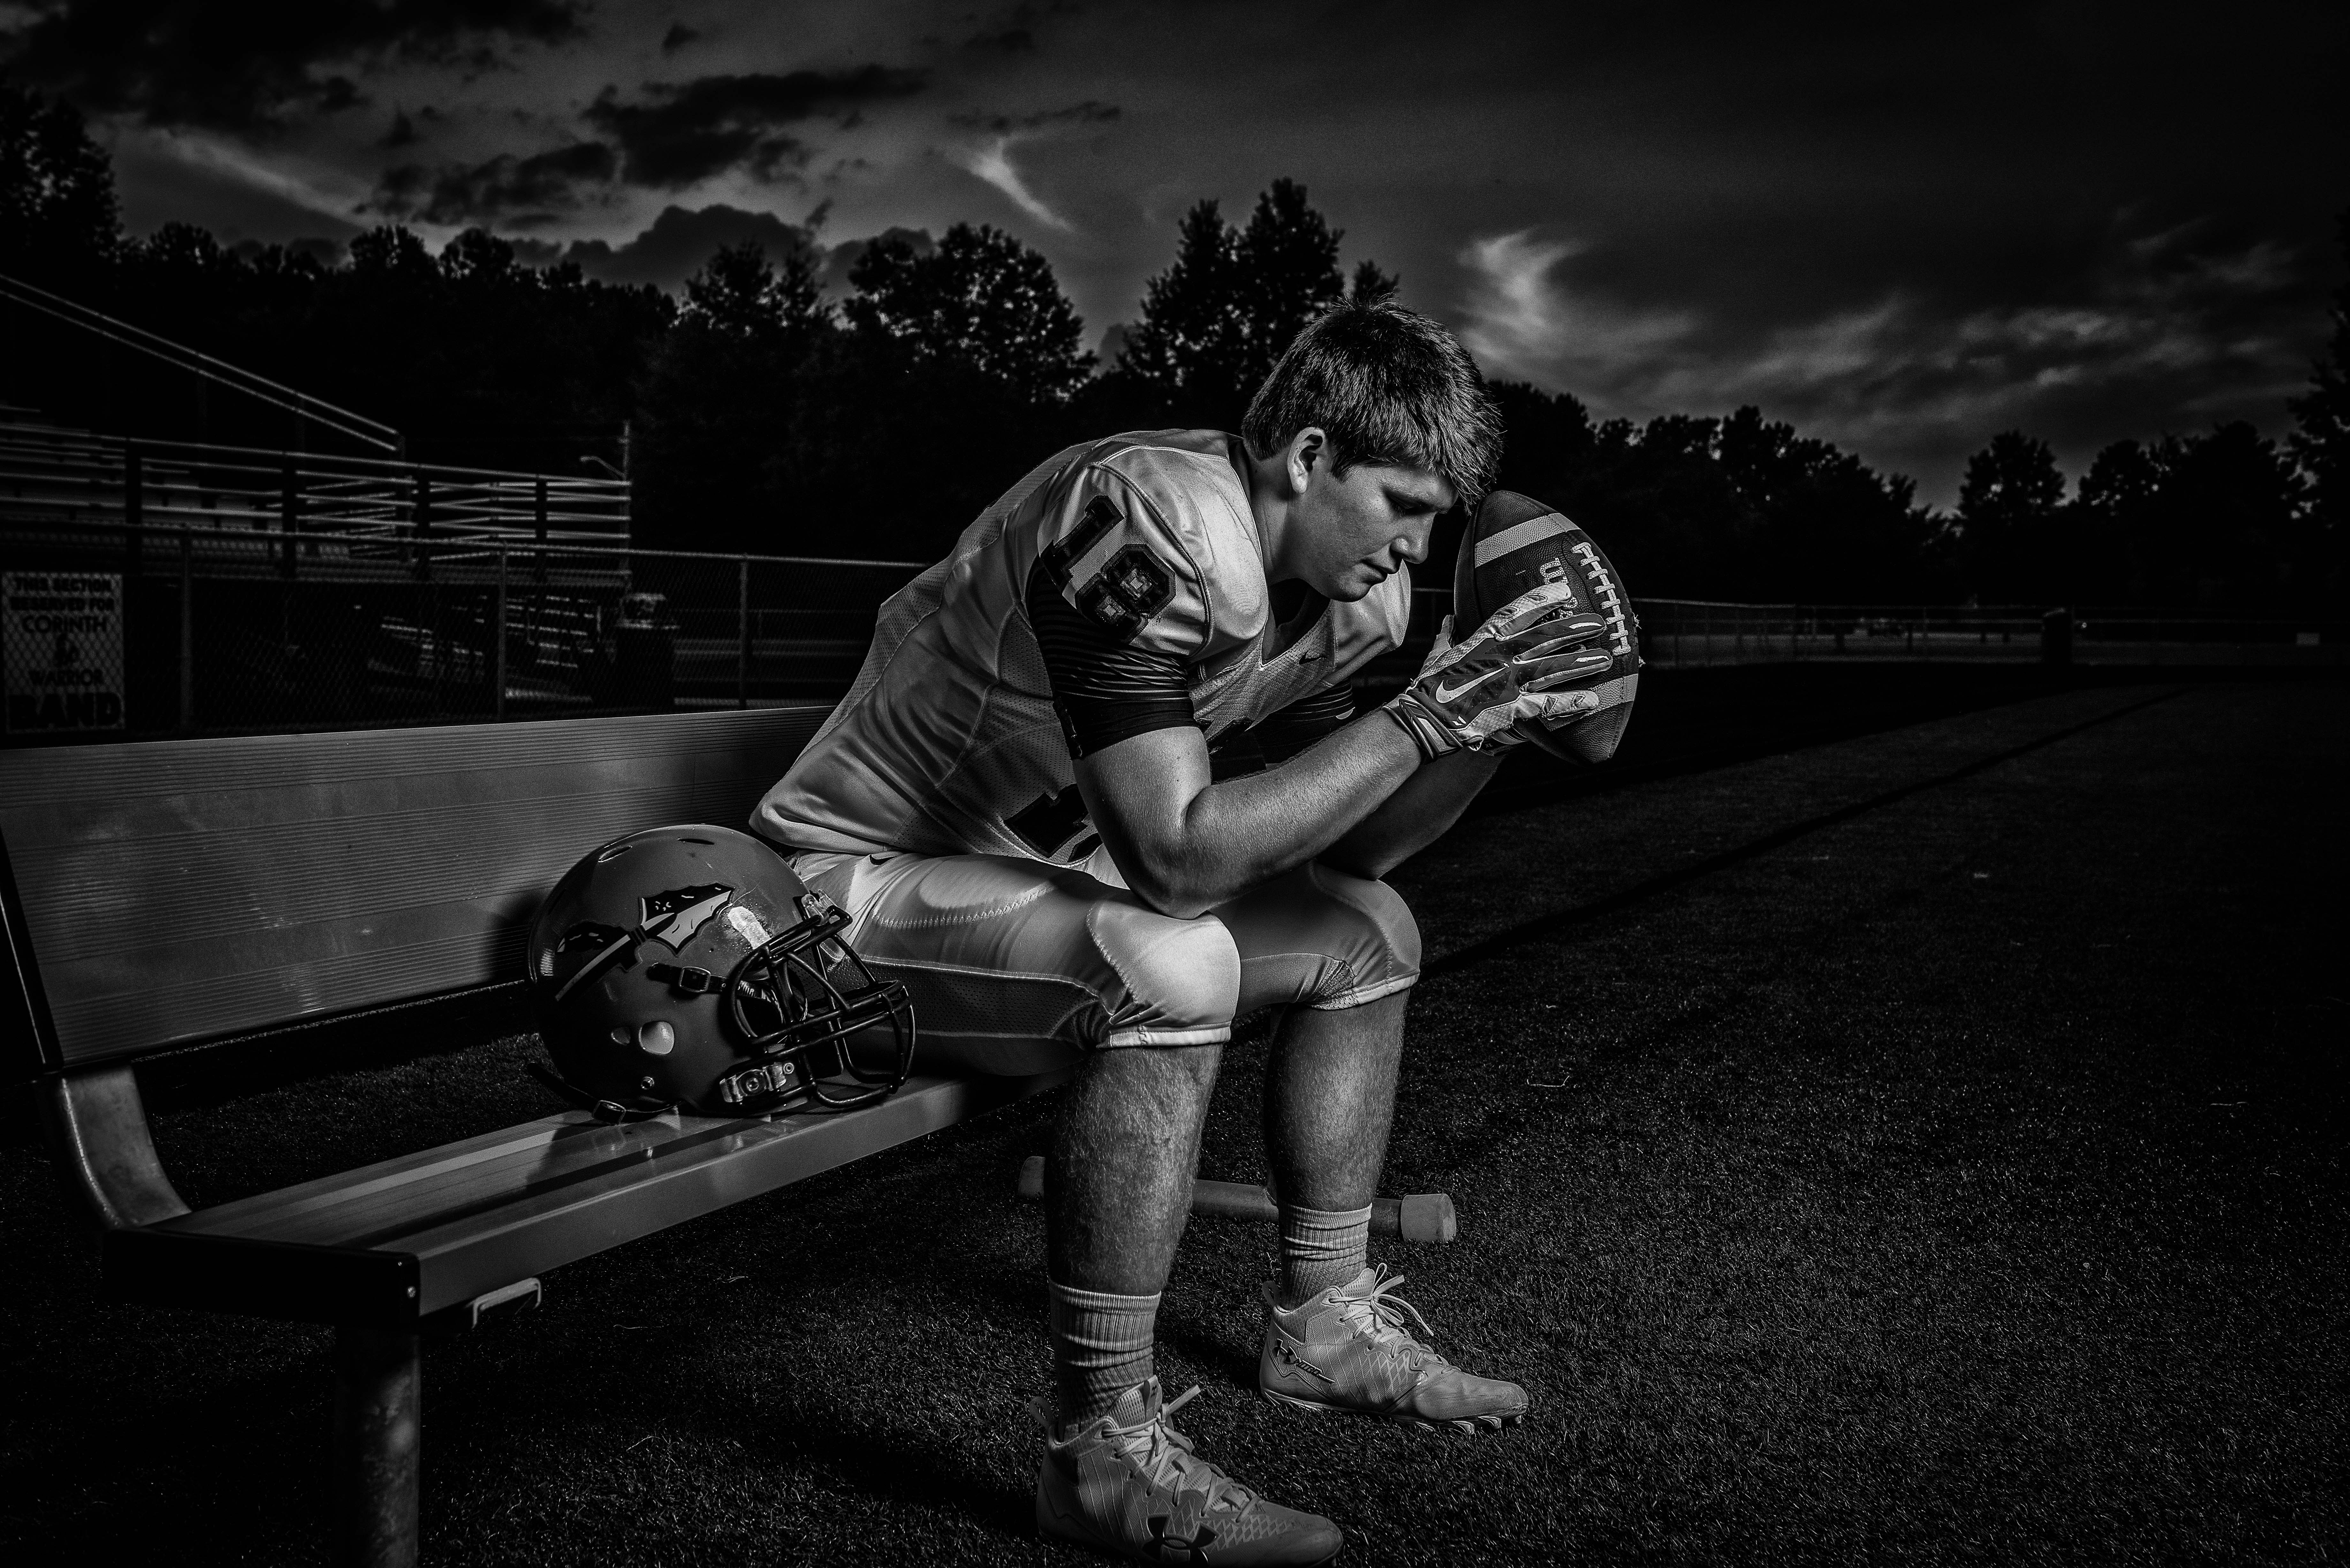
[5,674,2344,1564]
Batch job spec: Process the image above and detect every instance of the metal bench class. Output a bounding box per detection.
[5,705,1458,1564]
[1,707,1077,1566]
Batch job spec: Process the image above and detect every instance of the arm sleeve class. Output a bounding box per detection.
[1024,467,1211,760]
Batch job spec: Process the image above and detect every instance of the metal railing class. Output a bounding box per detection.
[1627,599,2338,668]
[1,422,630,552]
[0,270,402,454]
[4,533,2340,745]
[1,525,923,740]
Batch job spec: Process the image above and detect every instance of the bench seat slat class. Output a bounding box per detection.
[0,707,829,1066]
[120,1069,1073,1321]
[393,1071,1072,1317]
[20,787,726,961]
[157,1120,577,1239]
[0,707,834,814]
[44,925,527,1052]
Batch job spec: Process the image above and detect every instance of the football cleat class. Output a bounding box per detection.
[1259,1267,1530,1434]
[1034,1377,1342,1564]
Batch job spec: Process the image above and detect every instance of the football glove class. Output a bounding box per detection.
[1383,581,1618,759]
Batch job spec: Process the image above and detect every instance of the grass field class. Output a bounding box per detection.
[5,671,2345,1564]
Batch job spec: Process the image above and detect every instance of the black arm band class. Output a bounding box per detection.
[1207,684,1360,780]
[1025,559,1199,759]
[1253,683,1358,765]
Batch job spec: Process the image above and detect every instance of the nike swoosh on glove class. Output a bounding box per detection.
[1383,581,1617,759]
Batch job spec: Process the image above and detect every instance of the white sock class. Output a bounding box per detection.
[1048,1280,1159,1430]
[1278,1201,1373,1305]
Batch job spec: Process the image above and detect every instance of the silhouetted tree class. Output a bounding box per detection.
[633,242,830,552]
[80,218,674,467]
[634,229,1099,560]
[1719,405,1941,605]
[1233,179,1346,388]
[347,223,438,280]
[1956,430,2067,602]
[0,79,118,285]
[1113,199,1248,425]
[1348,259,1399,304]
[843,222,1091,404]
[683,239,827,343]
[2287,209,2349,599]
[1111,179,1376,429]
[2079,424,2308,608]
[1487,382,1941,603]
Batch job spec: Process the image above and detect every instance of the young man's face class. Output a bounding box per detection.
[1282,433,1456,601]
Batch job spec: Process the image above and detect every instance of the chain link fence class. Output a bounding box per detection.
[4,533,2341,746]
[1,524,925,742]
[1628,599,2340,668]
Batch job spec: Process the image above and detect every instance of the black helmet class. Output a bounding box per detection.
[526,825,913,1118]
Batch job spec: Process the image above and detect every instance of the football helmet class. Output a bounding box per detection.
[526,824,914,1118]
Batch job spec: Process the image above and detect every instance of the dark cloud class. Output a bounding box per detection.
[1461,216,2330,501]
[368,142,616,226]
[1371,2,2350,499]
[959,0,1057,53]
[582,66,928,188]
[382,109,419,148]
[951,100,1117,134]
[64,0,2343,504]
[660,23,699,55]
[559,202,824,288]
[0,0,583,131]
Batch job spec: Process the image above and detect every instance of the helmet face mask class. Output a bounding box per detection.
[527,826,914,1118]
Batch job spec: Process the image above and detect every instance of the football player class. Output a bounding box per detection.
[754,300,1619,1564]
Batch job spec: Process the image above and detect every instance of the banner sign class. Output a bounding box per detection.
[4,571,126,733]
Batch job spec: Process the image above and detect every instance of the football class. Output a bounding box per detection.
[1450,490,1641,763]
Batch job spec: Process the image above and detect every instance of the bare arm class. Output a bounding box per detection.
[1319,746,1502,880]
[1075,712,1429,918]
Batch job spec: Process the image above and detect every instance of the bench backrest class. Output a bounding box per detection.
[2,707,828,1074]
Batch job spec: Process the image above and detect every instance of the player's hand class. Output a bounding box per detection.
[1383,582,1616,758]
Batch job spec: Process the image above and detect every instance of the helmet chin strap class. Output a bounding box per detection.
[526,1061,677,1123]
[528,1052,838,1123]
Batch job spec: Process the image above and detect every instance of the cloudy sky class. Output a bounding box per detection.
[5,0,2344,503]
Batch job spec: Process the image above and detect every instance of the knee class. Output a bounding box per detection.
[1086,900,1242,1045]
[1316,865,1422,978]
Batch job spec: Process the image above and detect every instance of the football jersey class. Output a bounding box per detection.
[753,430,1412,863]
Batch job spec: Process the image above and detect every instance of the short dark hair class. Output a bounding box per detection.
[1241,299,1503,506]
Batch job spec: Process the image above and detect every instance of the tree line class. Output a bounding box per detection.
[4,79,2342,608]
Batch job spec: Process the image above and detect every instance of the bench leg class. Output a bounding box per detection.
[334,1326,420,1568]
